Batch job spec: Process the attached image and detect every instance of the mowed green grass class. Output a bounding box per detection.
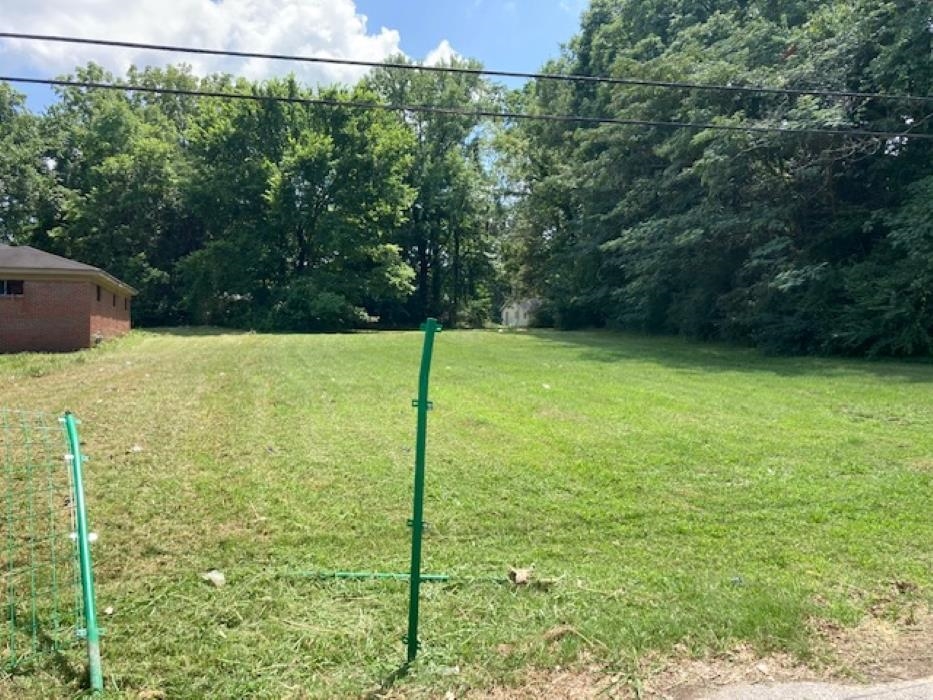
[1,329,931,698]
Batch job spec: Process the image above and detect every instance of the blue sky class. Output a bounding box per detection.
[2,0,587,112]
[359,0,584,75]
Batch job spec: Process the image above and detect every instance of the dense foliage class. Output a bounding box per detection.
[501,0,933,355]
[0,62,502,330]
[1,0,931,354]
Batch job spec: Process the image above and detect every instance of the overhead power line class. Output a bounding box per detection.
[3,75,931,141]
[2,32,932,105]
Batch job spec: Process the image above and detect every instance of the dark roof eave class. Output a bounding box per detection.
[0,267,138,296]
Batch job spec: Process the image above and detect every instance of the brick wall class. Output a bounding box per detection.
[89,284,131,342]
[0,280,91,352]
[0,280,132,353]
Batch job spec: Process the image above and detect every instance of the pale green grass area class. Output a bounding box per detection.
[1,329,931,698]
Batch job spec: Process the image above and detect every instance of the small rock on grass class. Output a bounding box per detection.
[507,565,557,590]
[201,569,226,588]
[508,566,534,585]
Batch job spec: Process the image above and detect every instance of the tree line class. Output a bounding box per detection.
[1,61,502,330]
[1,0,931,355]
[501,0,932,356]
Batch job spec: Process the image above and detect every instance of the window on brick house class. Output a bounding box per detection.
[96,285,101,302]
[0,280,24,297]
[113,293,116,307]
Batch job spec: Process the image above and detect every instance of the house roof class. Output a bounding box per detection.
[0,245,138,296]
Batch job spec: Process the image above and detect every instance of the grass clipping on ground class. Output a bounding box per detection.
[0,328,930,699]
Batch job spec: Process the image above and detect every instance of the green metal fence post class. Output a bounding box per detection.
[405,318,440,664]
[62,412,103,692]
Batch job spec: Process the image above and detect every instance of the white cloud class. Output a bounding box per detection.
[0,0,403,86]
[423,39,460,67]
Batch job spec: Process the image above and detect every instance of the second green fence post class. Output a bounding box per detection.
[405,318,440,664]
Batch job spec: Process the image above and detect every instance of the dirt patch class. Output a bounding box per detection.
[654,606,933,698]
[465,666,607,699]
[807,604,933,684]
[640,645,814,700]
[461,605,933,699]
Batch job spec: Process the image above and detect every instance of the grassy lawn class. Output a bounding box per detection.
[1,329,931,698]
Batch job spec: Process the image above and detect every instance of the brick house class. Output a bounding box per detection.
[0,245,137,353]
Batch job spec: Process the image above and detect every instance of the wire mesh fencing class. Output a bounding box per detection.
[1,409,84,673]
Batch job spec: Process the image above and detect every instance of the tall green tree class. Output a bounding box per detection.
[181,78,418,330]
[34,65,194,323]
[368,57,500,326]
[0,84,59,244]
[501,0,933,355]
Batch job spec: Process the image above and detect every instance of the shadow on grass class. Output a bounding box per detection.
[142,326,391,338]
[142,326,251,337]
[140,325,932,382]
[517,329,933,383]
[363,661,411,699]
[5,622,86,691]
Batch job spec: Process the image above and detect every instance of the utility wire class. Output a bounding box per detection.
[4,76,932,141]
[2,32,932,105]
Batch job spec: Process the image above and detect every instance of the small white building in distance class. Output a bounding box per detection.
[501,299,540,327]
